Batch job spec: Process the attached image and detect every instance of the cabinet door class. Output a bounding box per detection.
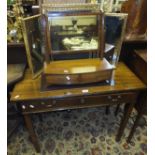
[22,14,44,78]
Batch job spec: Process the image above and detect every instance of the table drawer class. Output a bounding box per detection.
[77,92,138,107]
[20,92,138,113]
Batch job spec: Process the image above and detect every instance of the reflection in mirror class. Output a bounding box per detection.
[48,15,99,52]
[105,13,127,65]
[22,15,44,78]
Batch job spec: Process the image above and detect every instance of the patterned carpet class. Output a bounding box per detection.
[7,105,147,155]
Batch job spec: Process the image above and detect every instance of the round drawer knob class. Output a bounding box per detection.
[80,98,85,104]
[22,105,26,109]
[29,105,35,108]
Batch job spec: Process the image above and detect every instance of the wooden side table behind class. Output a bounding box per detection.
[126,49,147,142]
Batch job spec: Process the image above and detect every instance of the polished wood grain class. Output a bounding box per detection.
[44,70,113,85]
[44,58,114,74]
[10,62,145,102]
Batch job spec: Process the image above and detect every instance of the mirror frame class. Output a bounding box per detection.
[42,11,105,63]
[105,13,128,65]
[21,14,44,78]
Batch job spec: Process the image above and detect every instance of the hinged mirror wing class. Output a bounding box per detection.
[105,13,128,65]
[22,14,45,78]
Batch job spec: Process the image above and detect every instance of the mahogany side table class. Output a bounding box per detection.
[10,62,146,152]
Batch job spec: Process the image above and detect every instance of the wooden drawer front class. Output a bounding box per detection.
[20,92,138,113]
[77,92,138,107]
[45,70,113,85]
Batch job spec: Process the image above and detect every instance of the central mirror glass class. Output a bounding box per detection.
[48,15,99,53]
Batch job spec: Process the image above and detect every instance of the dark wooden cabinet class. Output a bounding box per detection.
[125,49,147,84]
[7,43,27,64]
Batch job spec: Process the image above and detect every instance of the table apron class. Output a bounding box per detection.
[19,92,139,114]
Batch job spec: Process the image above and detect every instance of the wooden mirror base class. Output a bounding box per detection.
[40,78,114,92]
[41,58,115,90]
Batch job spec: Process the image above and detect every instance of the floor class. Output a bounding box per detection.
[7,105,147,155]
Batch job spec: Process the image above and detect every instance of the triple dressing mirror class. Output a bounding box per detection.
[22,12,127,78]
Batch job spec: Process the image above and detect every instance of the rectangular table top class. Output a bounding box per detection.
[10,62,146,102]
